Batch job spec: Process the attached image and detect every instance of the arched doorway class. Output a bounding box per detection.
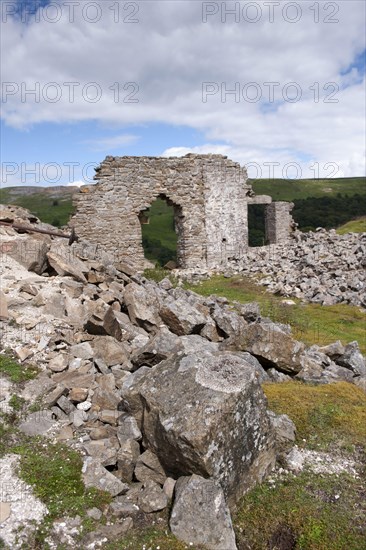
[139,194,184,268]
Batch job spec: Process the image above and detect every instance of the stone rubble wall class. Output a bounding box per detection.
[70,154,294,271]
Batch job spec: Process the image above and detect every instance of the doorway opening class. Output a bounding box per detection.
[140,195,182,267]
[248,204,267,247]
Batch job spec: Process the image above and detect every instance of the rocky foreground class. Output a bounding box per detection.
[0,205,365,549]
[234,229,366,307]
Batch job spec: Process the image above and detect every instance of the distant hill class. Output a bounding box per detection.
[0,186,79,227]
[250,177,365,200]
[336,217,366,235]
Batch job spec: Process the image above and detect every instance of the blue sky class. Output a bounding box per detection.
[1,0,365,186]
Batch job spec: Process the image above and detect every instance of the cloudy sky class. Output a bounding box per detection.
[1,0,365,186]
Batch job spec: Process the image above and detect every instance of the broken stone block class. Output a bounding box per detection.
[69,387,88,403]
[131,327,182,369]
[48,354,70,373]
[82,457,128,497]
[95,373,115,393]
[211,305,245,339]
[163,477,176,501]
[15,346,34,362]
[91,336,128,367]
[117,439,140,482]
[87,507,102,521]
[52,370,95,390]
[117,414,142,443]
[109,497,138,518]
[83,439,118,467]
[70,409,88,428]
[43,384,68,407]
[160,297,206,336]
[134,450,166,486]
[268,411,296,454]
[0,290,8,320]
[57,395,76,415]
[170,474,237,550]
[239,321,305,374]
[120,367,151,427]
[57,425,74,441]
[124,282,161,330]
[69,342,94,360]
[99,409,121,425]
[47,250,87,283]
[19,410,58,436]
[139,351,276,508]
[138,480,168,513]
[91,387,120,412]
[337,341,366,376]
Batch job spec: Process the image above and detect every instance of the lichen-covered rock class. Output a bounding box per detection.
[337,341,366,377]
[239,321,305,374]
[131,327,182,368]
[139,350,276,508]
[170,474,237,550]
[124,282,161,330]
[160,297,207,336]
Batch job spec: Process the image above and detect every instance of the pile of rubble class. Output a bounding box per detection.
[235,229,366,307]
[0,206,365,549]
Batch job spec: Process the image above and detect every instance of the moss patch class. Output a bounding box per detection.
[235,472,366,550]
[264,381,366,452]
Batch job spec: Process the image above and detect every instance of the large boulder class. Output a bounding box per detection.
[170,474,237,550]
[239,320,305,374]
[124,282,161,331]
[139,350,276,508]
[47,249,87,283]
[160,297,207,336]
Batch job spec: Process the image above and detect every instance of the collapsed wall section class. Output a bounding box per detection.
[70,154,253,270]
[70,154,295,271]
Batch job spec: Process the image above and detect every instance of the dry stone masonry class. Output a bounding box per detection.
[70,154,295,270]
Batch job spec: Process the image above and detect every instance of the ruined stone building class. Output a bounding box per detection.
[70,155,294,270]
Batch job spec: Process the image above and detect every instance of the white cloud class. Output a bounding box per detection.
[1,0,365,176]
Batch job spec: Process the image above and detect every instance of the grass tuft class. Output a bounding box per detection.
[0,353,39,383]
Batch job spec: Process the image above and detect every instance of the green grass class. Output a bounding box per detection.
[184,275,366,353]
[14,438,111,520]
[0,353,39,383]
[141,199,178,253]
[232,381,366,549]
[336,217,366,235]
[235,471,366,550]
[250,177,366,200]
[104,527,203,550]
[263,381,366,451]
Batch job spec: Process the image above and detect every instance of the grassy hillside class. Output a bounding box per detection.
[0,187,75,227]
[336,216,366,235]
[250,177,366,200]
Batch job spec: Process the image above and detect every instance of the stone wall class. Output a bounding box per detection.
[265,202,295,245]
[70,154,294,270]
